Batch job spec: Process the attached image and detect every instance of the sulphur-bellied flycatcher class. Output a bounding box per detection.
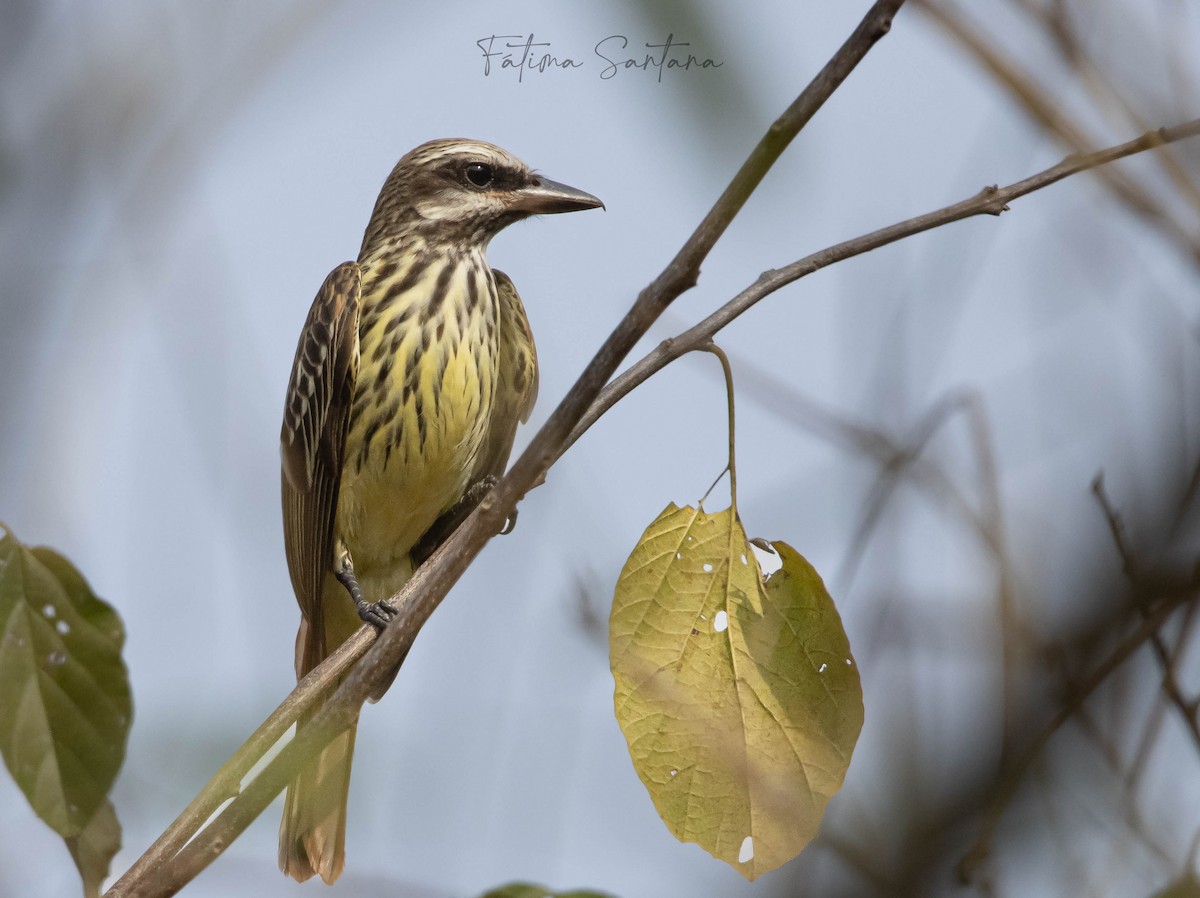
[278,139,601,883]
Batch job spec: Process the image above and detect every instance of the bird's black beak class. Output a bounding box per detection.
[509,176,604,215]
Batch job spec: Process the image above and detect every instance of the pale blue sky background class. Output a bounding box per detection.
[1,2,1198,896]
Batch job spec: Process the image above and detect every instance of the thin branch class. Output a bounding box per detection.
[1091,475,1200,755]
[958,586,1198,885]
[1091,473,1143,583]
[1013,0,1200,215]
[832,390,981,593]
[723,359,999,558]
[913,0,1200,269]
[1127,600,1200,791]
[105,2,909,895]
[563,118,1200,458]
[104,627,375,896]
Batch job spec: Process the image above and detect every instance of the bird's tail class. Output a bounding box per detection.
[279,722,357,883]
[279,613,358,884]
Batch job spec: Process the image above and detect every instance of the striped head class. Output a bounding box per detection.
[359,138,603,256]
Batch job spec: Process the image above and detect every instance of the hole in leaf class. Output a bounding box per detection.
[739,835,754,863]
[713,610,728,632]
[751,542,782,575]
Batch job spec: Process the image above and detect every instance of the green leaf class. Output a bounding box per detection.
[65,799,122,898]
[0,526,132,839]
[477,884,616,898]
[610,504,863,879]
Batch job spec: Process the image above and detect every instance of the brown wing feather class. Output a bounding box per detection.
[281,262,361,636]
[474,268,538,482]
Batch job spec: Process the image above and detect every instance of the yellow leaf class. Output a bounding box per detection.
[610,504,863,879]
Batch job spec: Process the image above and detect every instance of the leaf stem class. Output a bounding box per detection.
[703,342,738,512]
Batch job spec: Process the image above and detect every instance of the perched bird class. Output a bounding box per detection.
[278,139,602,883]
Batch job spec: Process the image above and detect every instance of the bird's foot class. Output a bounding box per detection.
[462,475,518,534]
[355,598,397,629]
[335,545,395,630]
[412,475,521,565]
[462,474,499,506]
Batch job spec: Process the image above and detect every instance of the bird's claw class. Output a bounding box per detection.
[466,475,518,535]
[463,474,499,505]
[356,598,397,629]
[500,508,519,535]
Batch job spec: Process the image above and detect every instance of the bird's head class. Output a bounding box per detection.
[361,138,603,254]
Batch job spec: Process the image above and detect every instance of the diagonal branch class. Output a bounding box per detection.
[957,584,1199,884]
[913,0,1200,269]
[103,629,374,897]
[562,118,1200,454]
[1091,475,1200,755]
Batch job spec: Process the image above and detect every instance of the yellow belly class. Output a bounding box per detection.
[335,250,497,594]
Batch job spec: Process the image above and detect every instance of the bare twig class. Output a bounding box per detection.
[958,585,1198,884]
[1127,599,1200,790]
[913,0,1200,269]
[1018,0,1200,215]
[1091,475,1200,754]
[104,627,375,896]
[831,390,984,592]
[563,118,1200,456]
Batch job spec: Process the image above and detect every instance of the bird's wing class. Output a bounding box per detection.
[475,268,539,481]
[281,262,361,631]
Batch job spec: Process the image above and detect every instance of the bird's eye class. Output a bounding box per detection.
[464,162,494,188]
